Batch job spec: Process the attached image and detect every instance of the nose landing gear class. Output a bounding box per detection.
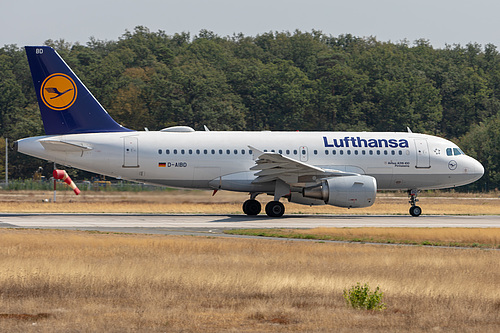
[408,189,422,217]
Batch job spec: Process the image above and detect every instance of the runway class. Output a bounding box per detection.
[0,214,498,236]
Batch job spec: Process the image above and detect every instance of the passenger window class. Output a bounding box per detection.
[293,150,298,155]
[340,150,344,155]
[219,149,223,154]
[279,149,283,154]
[313,150,317,155]
[234,149,238,155]
[325,150,329,155]
[354,150,358,155]
[158,149,162,155]
[226,149,230,154]
[391,150,395,155]
[196,149,200,154]
[369,150,373,155]
[446,148,452,156]
[181,149,185,155]
[241,149,245,155]
[203,149,208,154]
[347,150,351,155]
[249,150,253,155]
[377,150,381,155]
[286,150,290,155]
[362,150,366,155]
[173,149,178,154]
[166,149,170,154]
[211,149,215,154]
[333,150,336,155]
[188,149,193,154]
[384,150,388,155]
[399,150,402,155]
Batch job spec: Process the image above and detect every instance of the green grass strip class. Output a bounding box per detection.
[224,229,497,249]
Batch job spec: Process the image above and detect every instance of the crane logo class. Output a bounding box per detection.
[40,73,77,110]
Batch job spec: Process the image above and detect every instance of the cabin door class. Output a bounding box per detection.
[414,139,430,168]
[123,137,139,168]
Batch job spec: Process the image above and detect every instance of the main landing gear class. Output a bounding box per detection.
[242,199,261,216]
[265,201,285,217]
[242,194,285,217]
[408,189,422,217]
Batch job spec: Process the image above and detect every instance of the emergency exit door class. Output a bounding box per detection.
[300,146,308,162]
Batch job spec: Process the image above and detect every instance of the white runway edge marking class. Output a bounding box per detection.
[0,213,498,229]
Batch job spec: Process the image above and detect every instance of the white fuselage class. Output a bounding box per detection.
[17,130,484,194]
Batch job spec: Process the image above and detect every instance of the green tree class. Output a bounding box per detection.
[459,115,500,190]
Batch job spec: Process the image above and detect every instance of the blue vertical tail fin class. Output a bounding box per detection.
[25,46,132,135]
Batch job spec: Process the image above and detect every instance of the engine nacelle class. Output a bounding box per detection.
[302,175,377,208]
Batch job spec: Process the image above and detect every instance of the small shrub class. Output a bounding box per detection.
[343,282,386,311]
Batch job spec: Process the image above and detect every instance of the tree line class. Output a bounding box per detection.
[0,26,498,190]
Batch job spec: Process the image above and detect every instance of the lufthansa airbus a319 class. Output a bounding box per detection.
[15,46,484,217]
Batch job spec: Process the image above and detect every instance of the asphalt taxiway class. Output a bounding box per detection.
[0,214,498,236]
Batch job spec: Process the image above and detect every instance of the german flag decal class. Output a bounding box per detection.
[158,162,166,167]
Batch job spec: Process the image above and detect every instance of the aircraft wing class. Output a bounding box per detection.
[249,146,357,186]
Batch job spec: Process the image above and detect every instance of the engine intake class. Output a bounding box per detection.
[303,175,377,208]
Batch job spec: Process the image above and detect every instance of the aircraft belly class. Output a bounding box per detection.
[376,173,475,190]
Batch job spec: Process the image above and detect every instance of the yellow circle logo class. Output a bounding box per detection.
[40,73,77,111]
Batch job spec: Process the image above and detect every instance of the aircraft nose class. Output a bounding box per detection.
[475,159,484,178]
[468,157,484,182]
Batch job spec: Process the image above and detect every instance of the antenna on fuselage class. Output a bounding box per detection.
[407,127,412,133]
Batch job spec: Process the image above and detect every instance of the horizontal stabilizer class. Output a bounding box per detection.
[39,139,93,152]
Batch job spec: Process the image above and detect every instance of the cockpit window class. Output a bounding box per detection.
[447,147,464,156]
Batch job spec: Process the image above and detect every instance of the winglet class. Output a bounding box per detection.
[25,46,133,135]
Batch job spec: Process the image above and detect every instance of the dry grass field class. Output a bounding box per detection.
[0,190,499,331]
[0,189,499,215]
[0,229,499,332]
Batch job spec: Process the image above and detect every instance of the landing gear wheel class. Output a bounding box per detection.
[408,189,421,217]
[243,199,261,216]
[409,206,422,217]
[265,201,285,217]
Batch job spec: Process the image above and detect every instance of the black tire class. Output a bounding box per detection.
[243,199,261,216]
[265,201,285,217]
[409,206,422,217]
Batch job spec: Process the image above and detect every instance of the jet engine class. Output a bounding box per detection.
[302,175,377,208]
[287,193,326,206]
